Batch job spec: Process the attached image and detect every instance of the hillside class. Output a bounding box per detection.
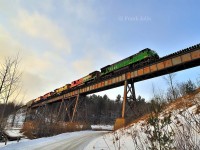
[85,89,200,149]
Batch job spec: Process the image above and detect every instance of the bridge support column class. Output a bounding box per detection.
[24,107,31,122]
[58,100,64,114]
[114,80,137,130]
[122,80,128,118]
[130,81,136,102]
[122,79,137,118]
[71,94,79,122]
[114,80,128,130]
[127,80,137,111]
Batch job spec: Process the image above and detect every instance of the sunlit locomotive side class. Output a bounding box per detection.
[71,71,100,88]
[55,84,71,94]
[100,48,159,76]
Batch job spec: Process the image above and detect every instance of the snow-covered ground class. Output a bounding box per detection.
[91,125,113,131]
[0,126,112,149]
[1,91,199,149]
[0,131,107,150]
[4,129,24,138]
[86,92,200,149]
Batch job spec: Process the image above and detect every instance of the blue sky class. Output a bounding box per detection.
[0,0,199,102]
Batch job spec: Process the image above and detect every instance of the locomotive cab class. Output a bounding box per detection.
[149,50,159,59]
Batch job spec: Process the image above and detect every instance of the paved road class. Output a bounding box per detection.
[34,132,106,150]
[1,131,107,150]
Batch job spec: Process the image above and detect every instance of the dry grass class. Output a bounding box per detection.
[21,121,38,139]
[126,88,200,128]
[126,113,151,128]
[196,105,200,114]
[164,88,200,112]
[64,122,91,132]
[21,121,91,139]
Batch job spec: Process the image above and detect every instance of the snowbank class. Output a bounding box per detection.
[4,129,24,138]
[91,125,113,131]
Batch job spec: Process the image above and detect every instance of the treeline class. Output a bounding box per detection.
[76,94,151,125]
[77,94,122,124]
[0,103,22,119]
[153,75,198,104]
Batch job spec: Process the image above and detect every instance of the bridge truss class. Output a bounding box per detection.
[27,44,200,128]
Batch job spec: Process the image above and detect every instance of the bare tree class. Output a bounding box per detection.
[177,80,196,97]
[150,83,166,115]
[0,55,22,132]
[163,73,179,101]
[196,74,200,88]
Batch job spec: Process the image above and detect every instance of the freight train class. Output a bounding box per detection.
[27,48,159,106]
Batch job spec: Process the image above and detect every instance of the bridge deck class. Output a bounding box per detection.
[32,46,200,108]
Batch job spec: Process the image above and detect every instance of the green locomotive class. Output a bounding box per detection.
[100,48,159,76]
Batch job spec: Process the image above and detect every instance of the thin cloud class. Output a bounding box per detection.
[72,58,95,75]
[0,25,23,61]
[0,25,72,102]
[64,0,96,22]
[15,10,71,54]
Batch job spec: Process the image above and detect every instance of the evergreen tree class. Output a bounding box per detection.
[185,80,196,94]
[115,94,121,103]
